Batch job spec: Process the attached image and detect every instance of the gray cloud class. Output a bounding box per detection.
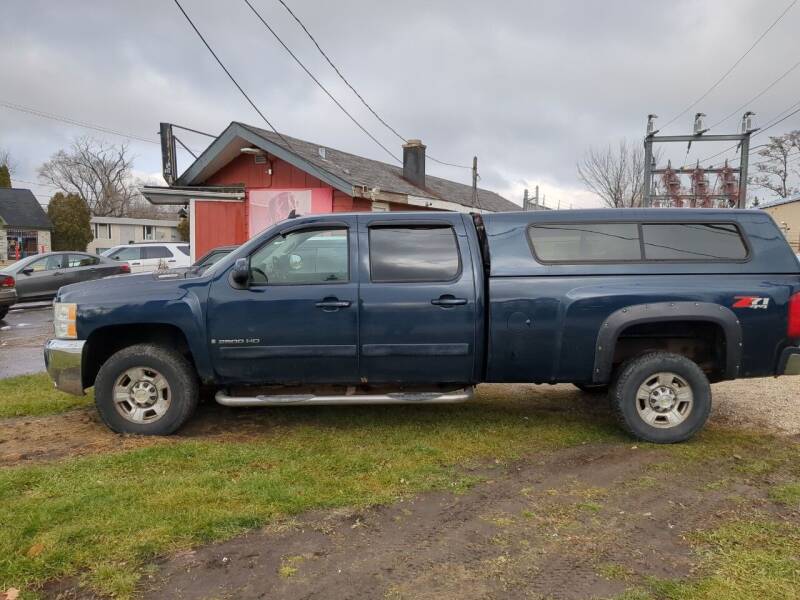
[2,0,799,208]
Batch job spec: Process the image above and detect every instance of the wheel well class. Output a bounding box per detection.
[83,324,195,389]
[612,320,727,381]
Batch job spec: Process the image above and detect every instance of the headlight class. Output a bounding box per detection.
[53,302,78,339]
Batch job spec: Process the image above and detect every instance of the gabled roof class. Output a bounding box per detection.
[177,122,519,213]
[0,188,52,229]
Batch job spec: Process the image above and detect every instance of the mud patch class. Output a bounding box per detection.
[133,443,768,600]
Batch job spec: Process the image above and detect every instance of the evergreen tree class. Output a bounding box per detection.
[48,192,94,251]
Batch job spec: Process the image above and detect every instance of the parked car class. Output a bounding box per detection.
[0,274,17,320]
[102,242,191,273]
[1,251,130,304]
[44,209,800,443]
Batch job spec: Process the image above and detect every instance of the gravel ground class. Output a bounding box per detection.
[711,376,800,435]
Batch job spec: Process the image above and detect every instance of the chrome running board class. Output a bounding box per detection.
[215,386,474,407]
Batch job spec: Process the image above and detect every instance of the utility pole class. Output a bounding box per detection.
[523,188,529,211]
[471,156,478,210]
[534,185,539,209]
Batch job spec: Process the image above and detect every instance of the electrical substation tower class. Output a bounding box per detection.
[642,112,757,208]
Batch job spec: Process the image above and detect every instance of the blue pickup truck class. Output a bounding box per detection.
[44,208,800,443]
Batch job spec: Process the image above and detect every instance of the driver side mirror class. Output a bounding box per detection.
[21,268,33,276]
[231,257,250,288]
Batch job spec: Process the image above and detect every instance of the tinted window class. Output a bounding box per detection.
[528,223,641,262]
[250,228,348,284]
[109,247,142,261]
[142,246,173,259]
[177,245,190,256]
[642,223,747,260]
[369,226,460,282]
[67,254,99,268]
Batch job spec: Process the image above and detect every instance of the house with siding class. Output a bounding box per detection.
[0,188,52,261]
[143,122,519,260]
[87,216,181,255]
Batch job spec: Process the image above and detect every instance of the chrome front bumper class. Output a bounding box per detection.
[44,339,86,396]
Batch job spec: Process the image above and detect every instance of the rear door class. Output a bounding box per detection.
[141,246,175,271]
[357,214,479,384]
[108,246,145,272]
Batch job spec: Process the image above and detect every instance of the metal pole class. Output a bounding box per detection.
[738,133,751,209]
[643,137,653,207]
[523,188,529,211]
[535,185,539,209]
[472,156,478,210]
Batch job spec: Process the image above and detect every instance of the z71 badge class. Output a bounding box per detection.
[732,296,770,310]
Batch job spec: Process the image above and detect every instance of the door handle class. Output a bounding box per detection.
[431,296,467,307]
[315,299,352,309]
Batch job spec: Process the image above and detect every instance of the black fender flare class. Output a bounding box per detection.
[592,301,742,383]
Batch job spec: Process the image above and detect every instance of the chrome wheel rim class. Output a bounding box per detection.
[113,367,171,424]
[635,372,693,429]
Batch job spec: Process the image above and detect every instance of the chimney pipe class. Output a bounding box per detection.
[402,139,426,189]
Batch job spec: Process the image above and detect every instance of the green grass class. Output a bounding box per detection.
[621,520,800,600]
[770,482,800,507]
[2,377,799,599]
[0,393,619,597]
[0,373,93,418]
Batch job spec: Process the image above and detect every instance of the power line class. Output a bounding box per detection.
[172,0,295,151]
[708,57,800,130]
[701,98,800,164]
[0,99,204,155]
[274,0,471,170]
[661,0,797,130]
[0,99,159,145]
[243,0,400,163]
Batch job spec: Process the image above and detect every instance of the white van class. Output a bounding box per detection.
[102,243,191,273]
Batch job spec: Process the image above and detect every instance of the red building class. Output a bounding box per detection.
[143,122,518,260]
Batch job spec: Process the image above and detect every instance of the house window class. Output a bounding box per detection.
[142,225,154,240]
[93,223,111,239]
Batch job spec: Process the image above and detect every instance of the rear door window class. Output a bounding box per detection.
[110,247,142,261]
[527,223,641,262]
[67,254,99,268]
[641,223,748,260]
[142,246,173,259]
[369,226,460,282]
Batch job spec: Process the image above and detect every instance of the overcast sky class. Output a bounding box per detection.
[2,0,799,209]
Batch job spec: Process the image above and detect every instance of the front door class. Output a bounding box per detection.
[207,219,359,384]
[16,253,69,300]
[357,214,479,385]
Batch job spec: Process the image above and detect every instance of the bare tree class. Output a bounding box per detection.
[38,137,139,216]
[751,131,800,199]
[577,140,645,208]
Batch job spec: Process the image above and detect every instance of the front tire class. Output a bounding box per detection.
[95,344,198,435]
[610,352,711,444]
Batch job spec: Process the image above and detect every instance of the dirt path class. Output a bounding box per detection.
[132,442,778,600]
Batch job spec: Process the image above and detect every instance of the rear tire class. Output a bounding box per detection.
[0,306,8,320]
[94,343,198,435]
[610,352,711,444]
